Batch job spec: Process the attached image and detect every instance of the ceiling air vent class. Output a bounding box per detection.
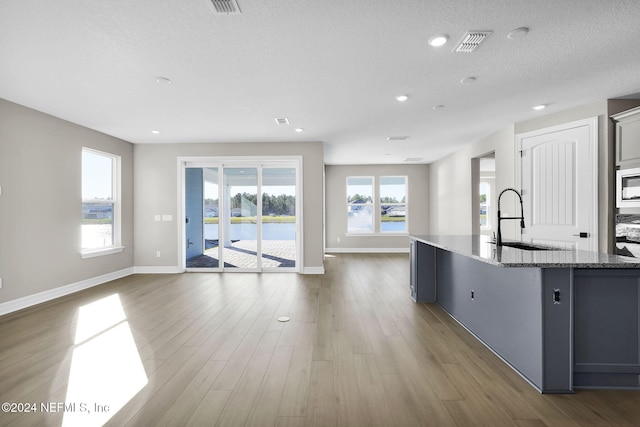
[209,0,241,14]
[404,157,424,162]
[387,136,409,141]
[274,117,290,125]
[453,31,492,53]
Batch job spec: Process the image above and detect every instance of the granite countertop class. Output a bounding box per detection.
[410,235,640,268]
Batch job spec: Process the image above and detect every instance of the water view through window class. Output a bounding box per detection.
[82,148,118,250]
[380,176,406,233]
[186,165,297,270]
[347,176,407,233]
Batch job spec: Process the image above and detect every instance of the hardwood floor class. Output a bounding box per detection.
[1,253,639,426]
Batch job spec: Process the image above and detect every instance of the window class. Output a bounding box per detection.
[346,175,408,234]
[380,176,407,233]
[347,177,374,233]
[480,181,491,230]
[81,148,122,257]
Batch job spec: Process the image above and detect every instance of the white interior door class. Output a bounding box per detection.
[517,117,598,251]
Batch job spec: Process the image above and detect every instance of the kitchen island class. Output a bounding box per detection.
[409,235,640,393]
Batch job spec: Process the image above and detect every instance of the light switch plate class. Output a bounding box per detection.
[162,214,173,221]
[154,215,161,221]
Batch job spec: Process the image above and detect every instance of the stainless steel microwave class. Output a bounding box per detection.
[617,167,640,208]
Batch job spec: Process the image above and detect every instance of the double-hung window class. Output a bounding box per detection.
[347,176,374,233]
[380,176,407,233]
[81,148,122,257]
[347,175,408,234]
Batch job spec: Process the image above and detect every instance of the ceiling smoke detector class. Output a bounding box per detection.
[209,0,241,14]
[453,31,492,53]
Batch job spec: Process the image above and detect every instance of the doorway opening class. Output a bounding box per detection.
[472,152,496,236]
[179,157,302,272]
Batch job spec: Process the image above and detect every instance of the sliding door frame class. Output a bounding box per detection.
[177,156,303,273]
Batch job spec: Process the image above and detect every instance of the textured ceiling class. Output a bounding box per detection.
[1,0,639,164]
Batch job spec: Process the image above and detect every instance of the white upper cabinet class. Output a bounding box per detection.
[611,106,640,167]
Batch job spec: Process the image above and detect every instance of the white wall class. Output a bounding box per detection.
[133,142,324,271]
[0,98,134,305]
[325,164,429,251]
[430,125,516,237]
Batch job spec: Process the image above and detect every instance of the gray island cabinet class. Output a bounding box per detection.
[409,235,640,393]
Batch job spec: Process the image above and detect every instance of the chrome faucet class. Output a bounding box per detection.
[496,188,525,246]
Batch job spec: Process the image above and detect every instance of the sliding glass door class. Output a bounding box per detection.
[183,161,299,272]
[185,167,221,268]
[223,167,259,270]
[261,168,297,268]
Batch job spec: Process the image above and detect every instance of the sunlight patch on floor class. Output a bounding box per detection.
[63,294,147,426]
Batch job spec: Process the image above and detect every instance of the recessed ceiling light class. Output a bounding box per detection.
[532,104,546,111]
[428,35,449,47]
[507,27,529,40]
[395,95,409,102]
[151,130,160,134]
[460,77,477,84]
[156,77,172,85]
[295,128,304,132]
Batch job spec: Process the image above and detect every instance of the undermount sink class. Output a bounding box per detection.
[497,242,563,251]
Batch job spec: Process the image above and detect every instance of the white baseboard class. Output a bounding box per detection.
[0,263,322,316]
[302,266,325,274]
[325,247,410,253]
[133,266,182,274]
[0,267,134,316]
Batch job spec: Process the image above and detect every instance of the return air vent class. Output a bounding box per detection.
[453,31,492,53]
[209,0,241,14]
[274,117,290,125]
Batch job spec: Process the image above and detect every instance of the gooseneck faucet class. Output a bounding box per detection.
[496,188,525,246]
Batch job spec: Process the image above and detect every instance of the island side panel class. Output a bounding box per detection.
[434,248,544,390]
[541,268,574,393]
[410,239,437,302]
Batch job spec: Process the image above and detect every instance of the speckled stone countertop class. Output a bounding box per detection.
[410,235,640,268]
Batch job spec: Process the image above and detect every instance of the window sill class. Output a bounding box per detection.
[80,246,125,259]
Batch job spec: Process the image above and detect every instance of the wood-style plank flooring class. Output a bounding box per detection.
[1,253,639,426]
